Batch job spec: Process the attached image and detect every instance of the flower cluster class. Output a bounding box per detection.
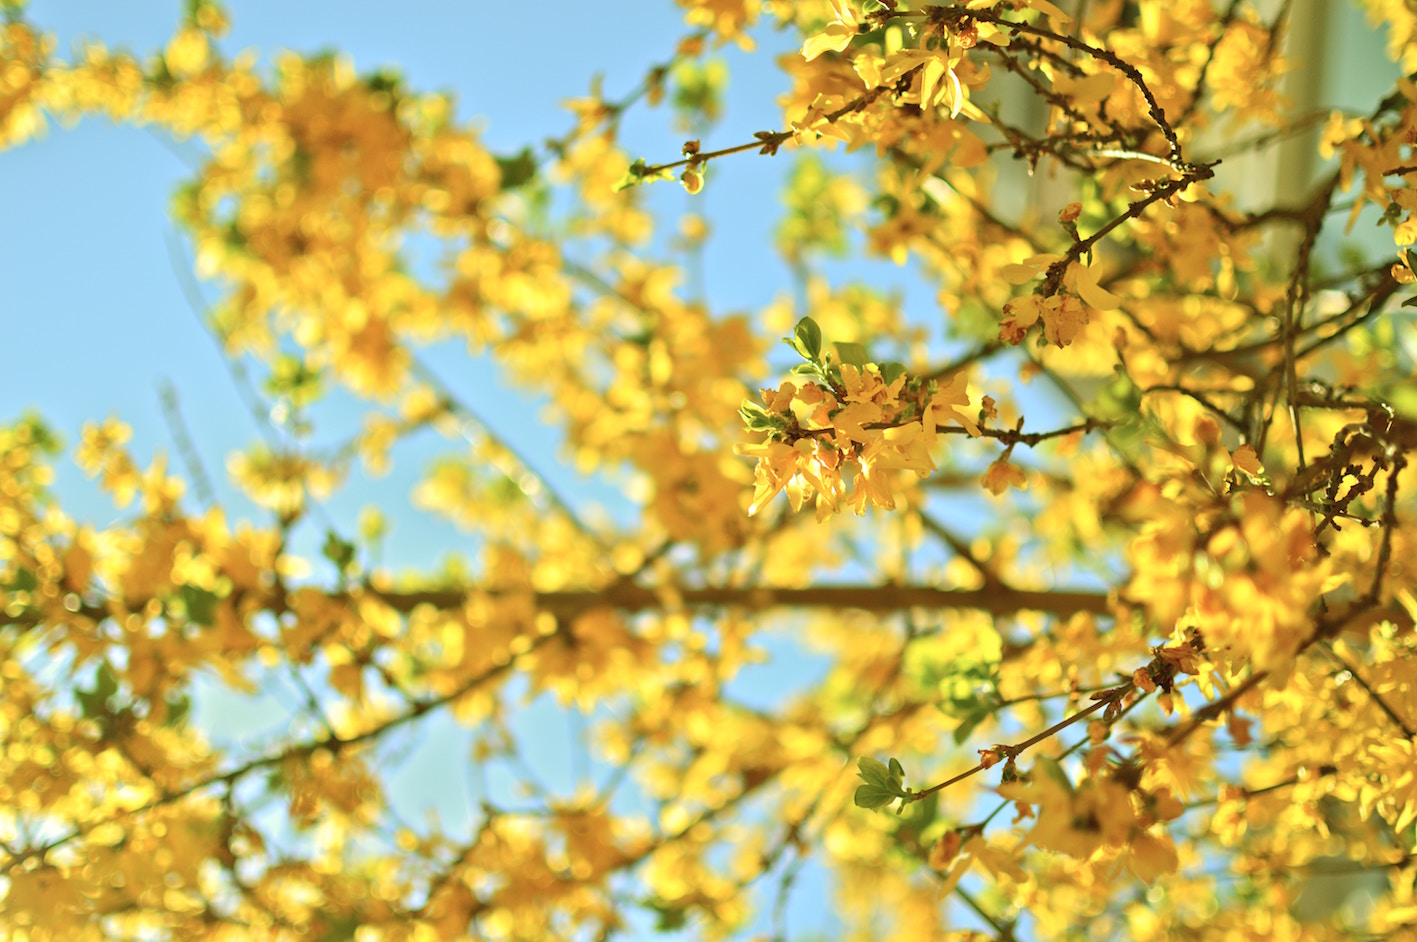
[737,317,978,518]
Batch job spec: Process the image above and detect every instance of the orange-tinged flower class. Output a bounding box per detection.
[1230,443,1264,477]
[929,830,965,871]
[981,458,1027,495]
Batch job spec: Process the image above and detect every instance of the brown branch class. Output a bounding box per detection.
[920,5,1185,159]
[909,682,1132,802]
[372,582,1113,621]
[923,342,1007,383]
[1040,162,1217,296]
[9,581,1113,638]
[1164,670,1268,748]
[791,417,1112,449]
[635,78,899,177]
[5,577,1110,643]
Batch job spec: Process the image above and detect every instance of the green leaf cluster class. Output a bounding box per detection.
[785,316,909,386]
[741,316,920,434]
[739,400,787,435]
[906,626,1006,743]
[854,756,912,813]
[939,668,1003,746]
[76,662,119,722]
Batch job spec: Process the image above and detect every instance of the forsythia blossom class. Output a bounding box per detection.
[737,317,981,517]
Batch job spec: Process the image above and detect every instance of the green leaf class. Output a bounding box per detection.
[4,566,37,592]
[953,708,990,745]
[1032,755,1074,795]
[938,665,1001,718]
[880,361,908,386]
[1402,294,1417,308]
[77,662,119,720]
[179,584,219,627]
[363,68,403,97]
[322,530,357,574]
[834,341,871,369]
[650,902,688,932]
[313,913,361,942]
[793,316,823,361]
[494,147,538,190]
[612,159,648,192]
[162,691,191,728]
[857,756,892,787]
[611,158,673,192]
[854,783,898,811]
[670,57,728,129]
[739,400,774,431]
[855,755,908,812]
[264,354,324,408]
[13,412,62,455]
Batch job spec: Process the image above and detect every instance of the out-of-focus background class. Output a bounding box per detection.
[0,1,1400,935]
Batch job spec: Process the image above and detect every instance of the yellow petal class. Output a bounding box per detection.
[999,253,1061,285]
[921,57,945,107]
[1075,262,1123,310]
[1231,444,1264,476]
[1027,0,1072,25]
[803,24,854,61]
[854,53,882,88]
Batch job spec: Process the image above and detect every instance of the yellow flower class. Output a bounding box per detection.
[1230,443,1264,477]
[802,0,858,62]
[75,417,131,476]
[738,439,799,516]
[921,371,980,457]
[847,461,895,514]
[831,400,883,444]
[1124,831,1179,884]
[877,422,935,476]
[839,362,902,406]
[981,458,1027,495]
